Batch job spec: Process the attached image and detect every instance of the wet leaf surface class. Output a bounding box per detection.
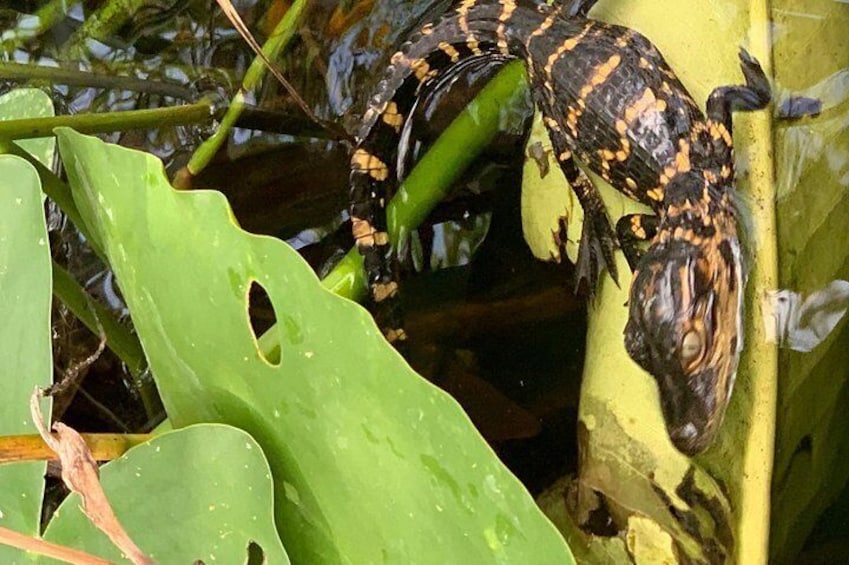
[43,424,289,564]
[55,127,574,564]
[0,90,54,563]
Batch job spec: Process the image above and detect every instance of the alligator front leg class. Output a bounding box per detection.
[546,127,620,292]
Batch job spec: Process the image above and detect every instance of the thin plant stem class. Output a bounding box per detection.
[0,526,114,565]
[0,100,214,140]
[0,62,194,100]
[0,433,151,463]
[187,0,310,175]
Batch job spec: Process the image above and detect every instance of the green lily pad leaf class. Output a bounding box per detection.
[0,88,55,167]
[0,155,52,561]
[42,424,288,564]
[55,127,573,564]
[769,1,849,561]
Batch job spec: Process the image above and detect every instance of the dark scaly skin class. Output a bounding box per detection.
[350,0,770,455]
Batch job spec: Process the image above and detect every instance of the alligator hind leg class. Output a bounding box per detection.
[706,48,771,130]
[545,130,619,291]
[616,213,660,272]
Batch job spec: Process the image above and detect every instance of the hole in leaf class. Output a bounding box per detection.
[245,541,265,565]
[247,280,279,366]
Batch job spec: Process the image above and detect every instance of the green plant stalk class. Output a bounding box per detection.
[63,0,148,53]
[262,60,529,354]
[0,62,194,99]
[51,261,158,418]
[51,260,146,376]
[187,0,309,175]
[0,101,214,140]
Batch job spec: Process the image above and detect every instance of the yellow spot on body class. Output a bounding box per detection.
[576,53,622,102]
[412,58,431,82]
[679,265,692,309]
[351,149,389,181]
[543,116,562,132]
[421,23,433,35]
[624,88,658,124]
[615,30,633,48]
[352,217,377,247]
[661,66,678,80]
[615,119,628,135]
[438,41,460,63]
[530,9,558,38]
[558,150,572,162]
[384,328,408,342]
[638,57,652,69]
[625,177,638,191]
[703,170,718,183]
[720,164,732,178]
[498,0,517,22]
[390,52,409,68]
[709,120,733,146]
[599,149,615,161]
[656,98,667,112]
[543,22,593,79]
[373,231,389,246]
[497,0,516,54]
[616,150,628,161]
[647,187,664,201]
[675,149,691,173]
[566,107,581,136]
[457,0,483,55]
[632,220,647,239]
[381,101,403,131]
[373,281,399,303]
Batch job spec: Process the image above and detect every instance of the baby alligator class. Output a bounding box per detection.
[349,0,770,455]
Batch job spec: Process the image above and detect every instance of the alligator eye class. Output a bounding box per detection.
[680,330,704,367]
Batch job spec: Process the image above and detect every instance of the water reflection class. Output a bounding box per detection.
[768,280,849,352]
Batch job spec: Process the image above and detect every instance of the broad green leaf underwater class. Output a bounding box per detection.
[55,127,574,564]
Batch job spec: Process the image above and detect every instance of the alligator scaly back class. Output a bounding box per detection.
[350,0,562,342]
